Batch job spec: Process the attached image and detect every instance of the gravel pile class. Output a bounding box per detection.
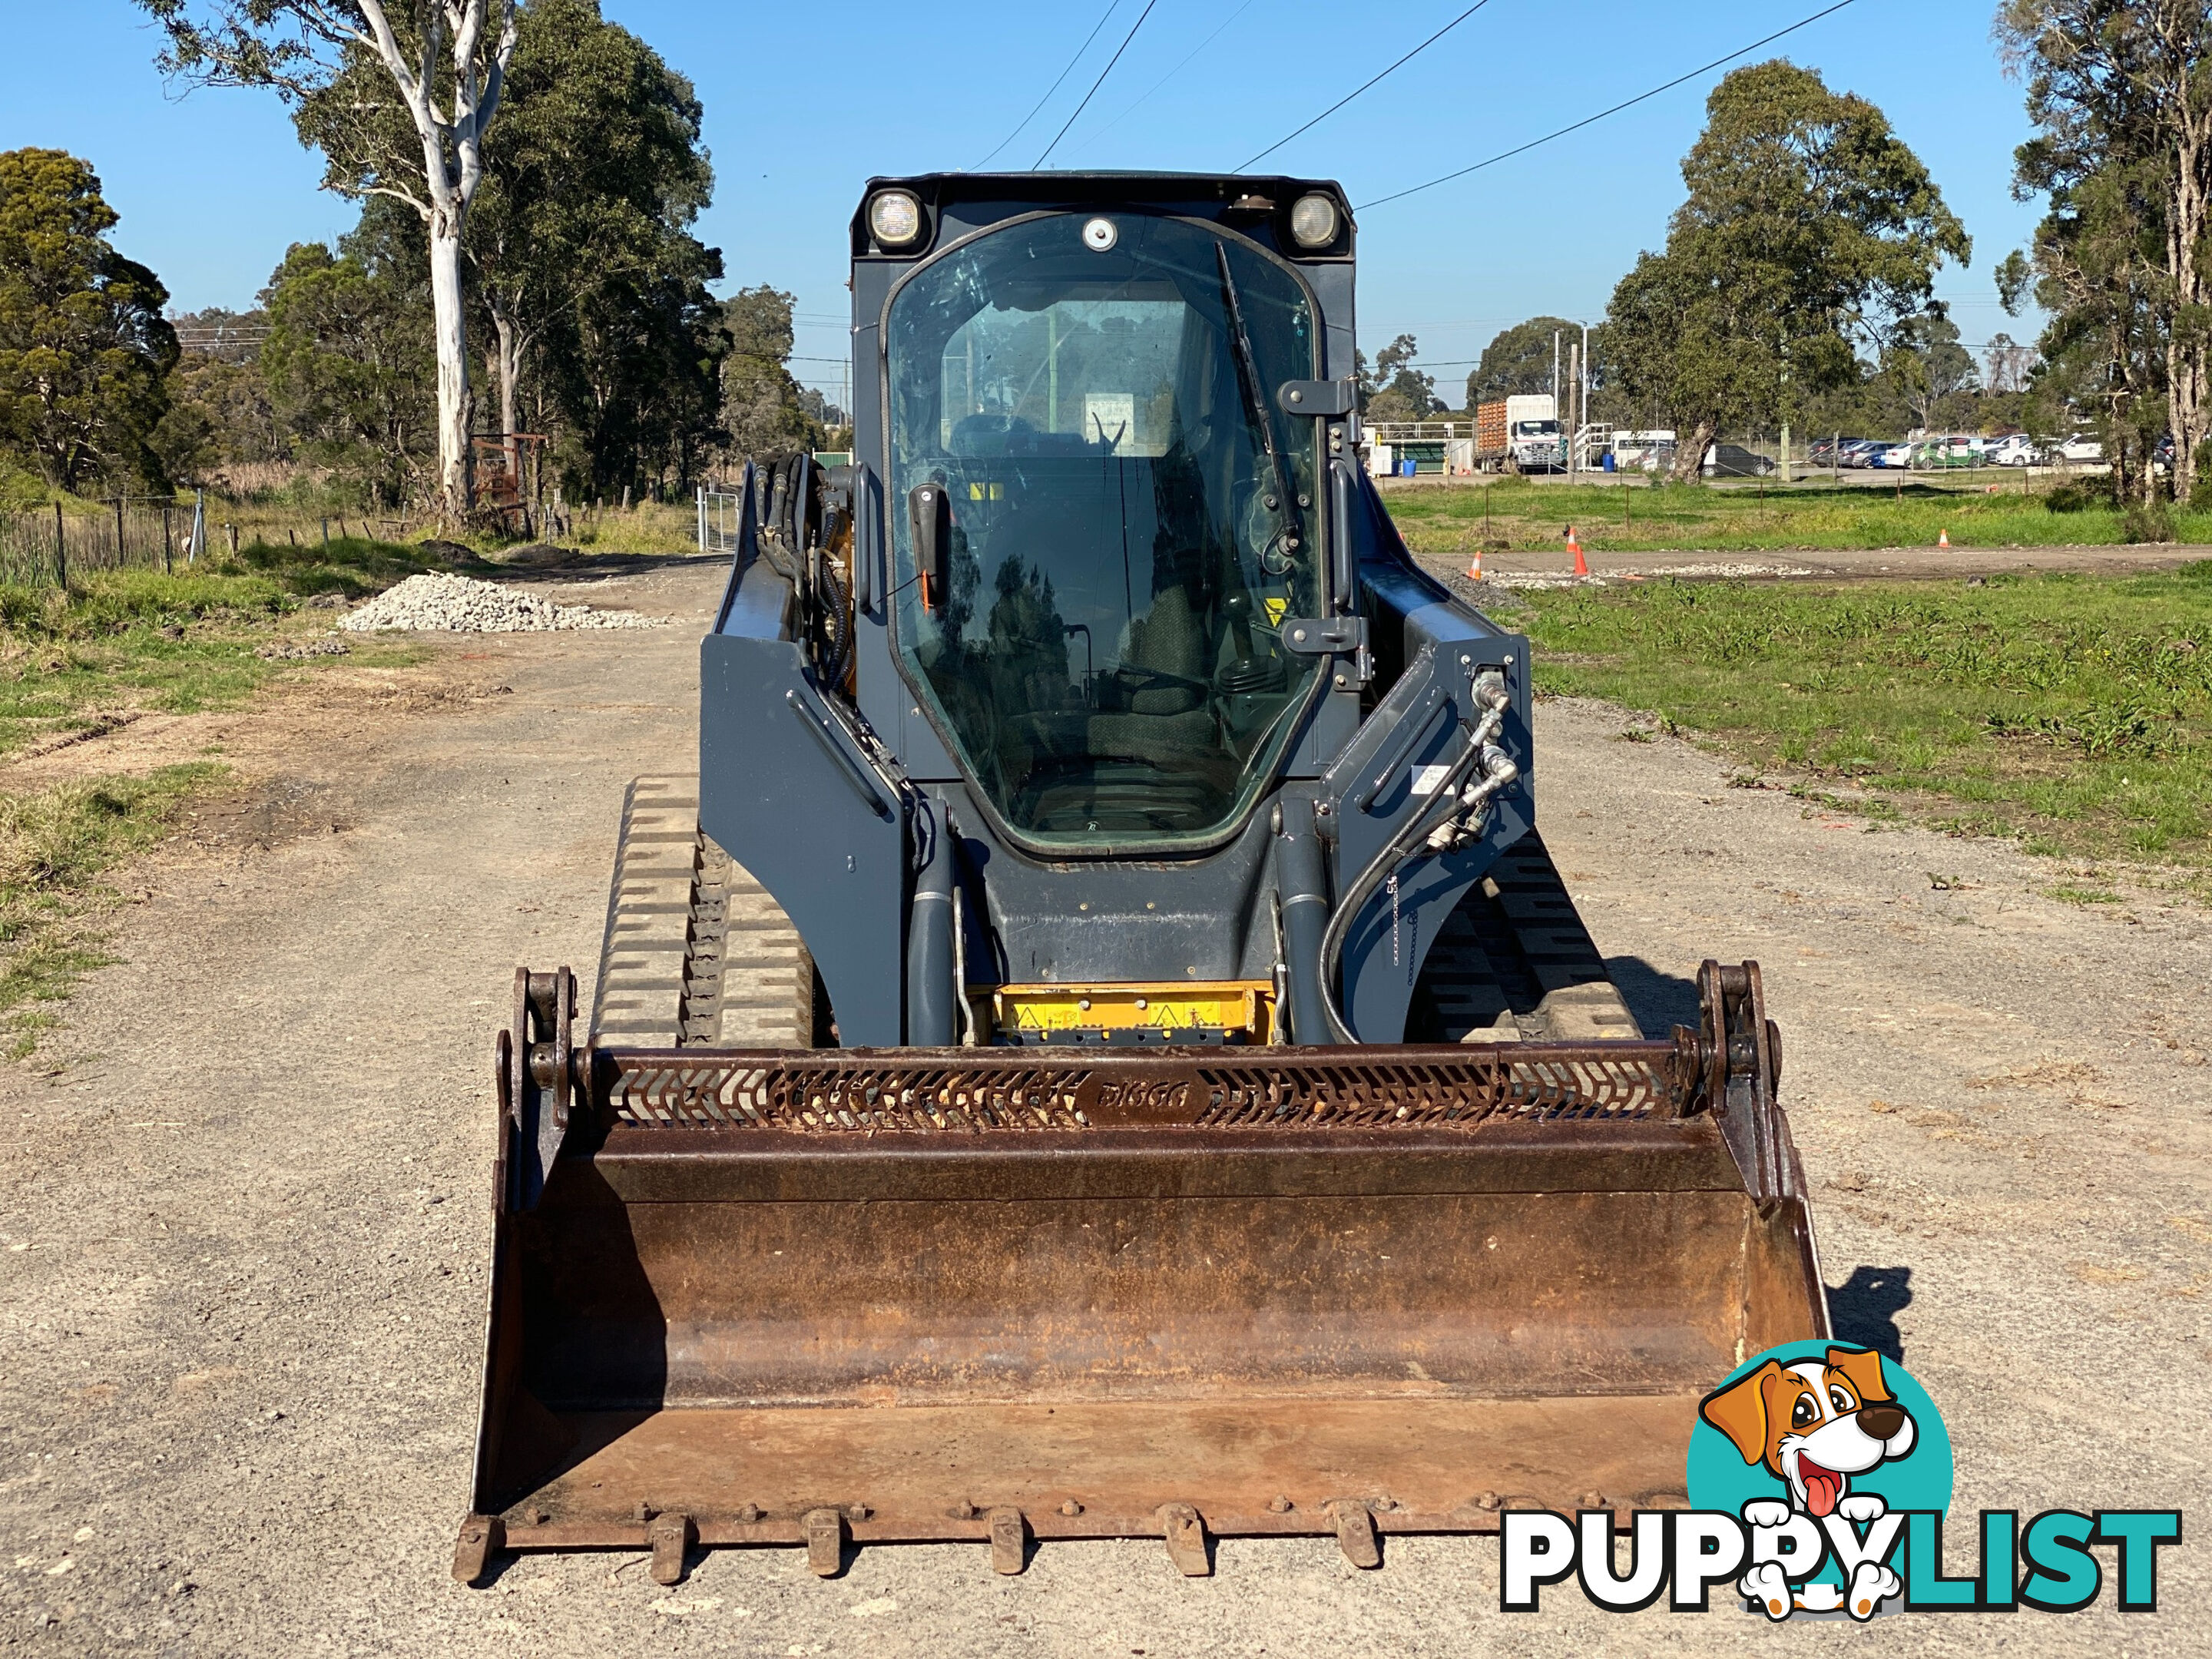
[1484,561,1813,591]
[337,572,663,633]
[1634,561,1815,580]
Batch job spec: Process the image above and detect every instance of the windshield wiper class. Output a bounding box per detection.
[1214,242,1304,565]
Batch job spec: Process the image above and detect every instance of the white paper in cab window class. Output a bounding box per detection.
[1084,392,1135,448]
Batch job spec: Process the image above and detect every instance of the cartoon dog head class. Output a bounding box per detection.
[1699,1346,1916,1518]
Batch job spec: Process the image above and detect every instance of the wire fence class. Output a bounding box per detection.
[0,496,213,588]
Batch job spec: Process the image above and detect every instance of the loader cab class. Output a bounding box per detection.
[853,176,1359,856]
[704,174,1535,1051]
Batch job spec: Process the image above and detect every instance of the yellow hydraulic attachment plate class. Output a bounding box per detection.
[977,982,1275,1045]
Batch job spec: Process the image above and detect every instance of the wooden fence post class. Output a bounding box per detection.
[114,497,125,564]
[162,506,174,575]
[54,501,66,589]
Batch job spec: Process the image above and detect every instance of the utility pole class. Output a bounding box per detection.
[1581,320,1592,474]
[1567,341,1581,478]
[1551,329,1561,414]
[1777,348,1792,484]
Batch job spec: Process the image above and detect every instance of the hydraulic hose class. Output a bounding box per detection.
[814,555,853,689]
[1314,680,1515,1045]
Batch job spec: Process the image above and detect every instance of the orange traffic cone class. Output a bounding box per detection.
[1938,528,1951,549]
[1567,524,1588,577]
[1466,538,1484,580]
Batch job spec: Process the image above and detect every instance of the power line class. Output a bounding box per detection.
[1036,0,1161,169]
[1240,2,1495,171]
[1359,0,1860,210]
[1079,0,1259,150]
[973,2,1122,171]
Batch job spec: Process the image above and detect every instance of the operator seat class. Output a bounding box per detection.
[1091,573,1215,757]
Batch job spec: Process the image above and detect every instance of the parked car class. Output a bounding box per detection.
[1842,439,1887,467]
[1918,435,1988,469]
[2055,433,2104,462]
[1703,442,1777,478]
[1869,442,1916,469]
[1986,433,2038,467]
[1808,435,1870,467]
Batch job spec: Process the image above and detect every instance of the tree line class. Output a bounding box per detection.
[1369,5,2211,523]
[0,2,833,520]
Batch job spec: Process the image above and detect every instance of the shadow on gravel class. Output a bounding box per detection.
[1827,1266,1912,1361]
[1606,956,1701,1036]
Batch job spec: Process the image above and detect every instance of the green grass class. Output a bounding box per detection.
[561,499,702,554]
[1508,565,2212,883]
[0,536,440,1055]
[208,495,702,558]
[1386,475,2212,555]
[0,538,433,757]
[0,764,226,1056]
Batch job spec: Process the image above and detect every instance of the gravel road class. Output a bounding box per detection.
[2,555,2207,1656]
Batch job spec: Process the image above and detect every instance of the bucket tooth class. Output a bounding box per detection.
[803,1508,846,1577]
[1158,1504,1210,1576]
[1328,1501,1382,1569]
[988,1507,1028,1575]
[451,1515,503,1585]
[647,1512,694,1585]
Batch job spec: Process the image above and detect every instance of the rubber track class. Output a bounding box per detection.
[1414,833,1642,1042]
[591,786,1621,1051]
[590,777,813,1049]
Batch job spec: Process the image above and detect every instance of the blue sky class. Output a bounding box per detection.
[2,1,2038,404]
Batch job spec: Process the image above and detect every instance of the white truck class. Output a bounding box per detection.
[1475,394,1565,472]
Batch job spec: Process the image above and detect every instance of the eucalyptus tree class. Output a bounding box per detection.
[1998,1,2212,502]
[1464,316,1578,407]
[0,147,177,492]
[139,2,518,519]
[1604,61,1969,482]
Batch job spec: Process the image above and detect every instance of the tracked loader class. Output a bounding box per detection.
[457,174,1827,1585]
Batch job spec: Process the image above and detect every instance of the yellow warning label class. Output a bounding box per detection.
[1263,596,1290,625]
[983,982,1273,1042]
[966,481,1005,501]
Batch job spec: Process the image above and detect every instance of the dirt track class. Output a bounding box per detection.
[2,555,2208,1655]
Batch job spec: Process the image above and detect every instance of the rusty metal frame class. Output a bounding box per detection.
[588,1031,1705,1137]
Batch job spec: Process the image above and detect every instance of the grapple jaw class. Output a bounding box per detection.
[461,960,1825,1581]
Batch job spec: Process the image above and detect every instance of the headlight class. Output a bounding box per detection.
[867,189,923,250]
[1289,193,1340,250]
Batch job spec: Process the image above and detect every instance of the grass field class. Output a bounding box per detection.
[0,537,441,1052]
[0,766,222,1055]
[1385,475,2210,556]
[0,537,436,758]
[1502,565,2212,896]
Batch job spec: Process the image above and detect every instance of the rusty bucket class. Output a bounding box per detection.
[455,961,1826,1581]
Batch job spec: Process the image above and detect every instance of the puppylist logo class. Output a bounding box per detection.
[1499,1341,2181,1620]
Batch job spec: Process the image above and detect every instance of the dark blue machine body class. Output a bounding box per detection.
[700,174,1531,1047]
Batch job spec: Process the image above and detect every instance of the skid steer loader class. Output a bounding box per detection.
[456,174,1827,1586]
